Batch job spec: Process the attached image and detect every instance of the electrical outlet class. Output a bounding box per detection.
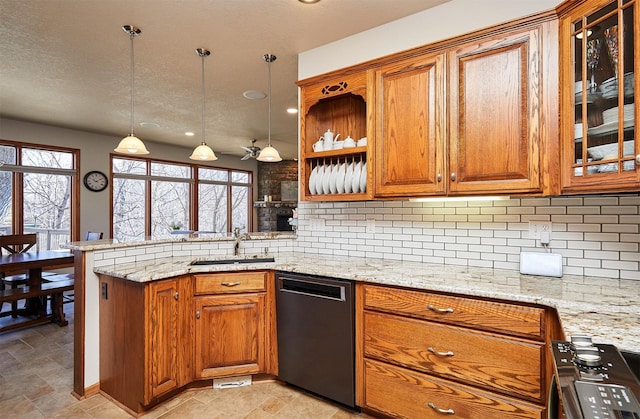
[528,221,552,239]
[366,218,376,234]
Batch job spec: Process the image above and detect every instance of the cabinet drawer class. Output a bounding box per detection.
[364,311,544,401]
[363,284,545,339]
[194,271,266,294]
[364,359,543,419]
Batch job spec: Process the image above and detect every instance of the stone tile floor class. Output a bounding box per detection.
[0,304,363,418]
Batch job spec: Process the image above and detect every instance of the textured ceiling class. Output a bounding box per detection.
[0,0,450,161]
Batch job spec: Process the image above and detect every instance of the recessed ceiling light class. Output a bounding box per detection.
[139,122,160,128]
[243,90,267,100]
[185,132,195,136]
[299,0,320,3]
[287,108,298,114]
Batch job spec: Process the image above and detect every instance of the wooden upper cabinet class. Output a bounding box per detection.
[373,53,446,197]
[448,28,544,195]
[558,0,639,193]
[298,71,372,201]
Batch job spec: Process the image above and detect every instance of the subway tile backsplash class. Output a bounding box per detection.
[295,194,640,281]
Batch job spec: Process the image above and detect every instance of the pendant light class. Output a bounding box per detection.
[256,53,282,162]
[114,25,149,155]
[190,48,218,161]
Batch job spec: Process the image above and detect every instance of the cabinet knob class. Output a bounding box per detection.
[450,173,456,181]
[174,292,179,300]
[636,154,640,165]
[437,173,442,182]
[428,402,455,415]
[428,347,455,357]
[196,310,200,319]
[427,304,454,314]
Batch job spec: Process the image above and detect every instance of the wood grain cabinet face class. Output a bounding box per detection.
[373,53,446,197]
[192,271,269,379]
[194,294,265,379]
[356,284,550,419]
[448,29,543,194]
[559,0,639,193]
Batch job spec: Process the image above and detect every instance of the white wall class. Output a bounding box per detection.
[0,117,259,237]
[299,0,560,79]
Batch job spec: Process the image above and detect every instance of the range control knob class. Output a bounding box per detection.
[574,346,603,368]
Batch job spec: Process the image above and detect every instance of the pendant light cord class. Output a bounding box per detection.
[267,56,271,146]
[201,52,206,145]
[129,32,135,137]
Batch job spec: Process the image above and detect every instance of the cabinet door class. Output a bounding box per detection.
[146,279,184,400]
[194,294,265,378]
[448,28,543,194]
[560,0,639,192]
[374,53,445,197]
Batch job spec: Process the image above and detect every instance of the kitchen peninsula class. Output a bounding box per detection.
[64,235,640,404]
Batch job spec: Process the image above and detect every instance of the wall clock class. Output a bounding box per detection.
[83,170,108,192]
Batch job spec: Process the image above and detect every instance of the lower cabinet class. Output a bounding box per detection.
[356,283,559,418]
[193,271,269,379]
[98,271,275,415]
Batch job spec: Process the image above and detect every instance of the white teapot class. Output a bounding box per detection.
[321,129,340,150]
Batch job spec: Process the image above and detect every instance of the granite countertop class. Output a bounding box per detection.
[93,252,640,353]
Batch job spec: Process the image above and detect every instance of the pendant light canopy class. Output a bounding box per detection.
[190,48,218,161]
[256,53,282,162]
[114,25,149,155]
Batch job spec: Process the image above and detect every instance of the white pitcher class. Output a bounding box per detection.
[322,129,340,150]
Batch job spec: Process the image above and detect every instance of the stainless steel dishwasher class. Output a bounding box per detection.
[275,272,355,408]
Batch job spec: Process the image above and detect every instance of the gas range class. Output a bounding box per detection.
[551,335,640,419]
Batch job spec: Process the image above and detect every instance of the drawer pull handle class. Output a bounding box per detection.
[427,304,454,314]
[221,281,241,287]
[428,402,455,415]
[428,347,454,357]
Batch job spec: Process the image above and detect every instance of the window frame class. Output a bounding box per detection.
[110,153,253,238]
[0,139,80,244]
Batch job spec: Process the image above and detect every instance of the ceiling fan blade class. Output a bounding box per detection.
[240,146,252,152]
[241,154,251,160]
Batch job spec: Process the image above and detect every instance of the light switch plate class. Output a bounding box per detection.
[520,252,563,277]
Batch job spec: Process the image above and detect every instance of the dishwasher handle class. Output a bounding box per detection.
[278,277,346,302]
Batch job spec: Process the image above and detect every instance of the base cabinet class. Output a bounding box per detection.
[98,271,275,415]
[99,275,192,413]
[356,283,557,419]
[194,294,265,378]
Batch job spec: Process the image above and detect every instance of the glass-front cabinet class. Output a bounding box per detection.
[560,0,639,192]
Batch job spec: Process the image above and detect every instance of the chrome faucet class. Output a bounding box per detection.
[233,227,251,256]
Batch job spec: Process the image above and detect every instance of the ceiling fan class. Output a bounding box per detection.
[240,139,261,160]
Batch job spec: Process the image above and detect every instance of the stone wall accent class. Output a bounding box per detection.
[256,160,298,232]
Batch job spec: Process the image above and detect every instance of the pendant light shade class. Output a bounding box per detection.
[257,53,282,162]
[190,48,218,161]
[115,25,149,155]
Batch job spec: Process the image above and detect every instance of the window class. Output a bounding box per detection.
[112,156,253,241]
[0,141,78,250]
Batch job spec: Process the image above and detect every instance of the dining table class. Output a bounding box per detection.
[0,250,75,330]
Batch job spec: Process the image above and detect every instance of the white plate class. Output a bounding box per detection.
[587,118,634,137]
[336,163,346,194]
[329,163,338,194]
[351,162,361,193]
[308,166,317,195]
[360,162,367,192]
[316,164,325,195]
[344,163,353,193]
[322,164,332,194]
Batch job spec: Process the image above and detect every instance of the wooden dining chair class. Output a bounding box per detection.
[0,234,38,317]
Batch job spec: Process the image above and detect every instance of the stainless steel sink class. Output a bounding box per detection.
[190,256,275,266]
